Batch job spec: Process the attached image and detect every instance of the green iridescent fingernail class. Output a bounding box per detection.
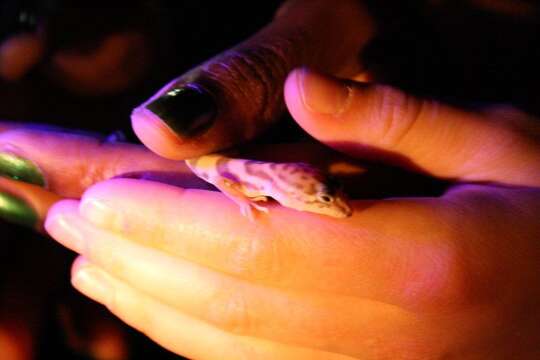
[0,192,38,228]
[0,152,45,187]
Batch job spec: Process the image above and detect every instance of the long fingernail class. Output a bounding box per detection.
[0,191,38,228]
[145,84,217,137]
[297,68,352,116]
[0,152,46,187]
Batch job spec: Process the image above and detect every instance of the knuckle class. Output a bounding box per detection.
[197,33,306,126]
[401,207,488,311]
[228,233,286,284]
[205,45,288,119]
[207,288,255,335]
[366,84,425,149]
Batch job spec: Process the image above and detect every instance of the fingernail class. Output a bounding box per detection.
[80,197,115,228]
[0,191,38,228]
[297,68,352,116]
[72,258,113,306]
[145,84,217,137]
[46,214,86,254]
[0,151,46,187]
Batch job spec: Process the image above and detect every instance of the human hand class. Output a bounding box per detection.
[0,124,202,359]
[44,68,540,359]
[131,0,374,159]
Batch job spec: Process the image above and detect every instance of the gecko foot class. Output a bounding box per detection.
[252,202,269,213]
[240,203,256,221]
[239,202,269,221]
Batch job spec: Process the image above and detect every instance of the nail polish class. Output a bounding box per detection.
[0,191,38,228]
[0,152,46,187]
[145,84,217,138]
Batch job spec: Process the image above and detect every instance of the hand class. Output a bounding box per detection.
[131,0,374,158]
[0,124,199,359]
[44,69,540,359]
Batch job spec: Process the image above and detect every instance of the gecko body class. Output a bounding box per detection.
[186,154,352,219]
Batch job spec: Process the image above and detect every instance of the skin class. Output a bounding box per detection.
[2,70,540,358]
[39,69,540,359]
[2,0,540,359]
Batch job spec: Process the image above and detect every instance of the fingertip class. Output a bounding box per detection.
[71,255,91,279]
[45,200,85,253]
[283,68,305,121]
[45,199,80,225]
[285,68,353,139]
[131,106,186,159]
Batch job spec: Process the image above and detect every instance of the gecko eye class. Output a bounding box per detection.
[317,193,334,203]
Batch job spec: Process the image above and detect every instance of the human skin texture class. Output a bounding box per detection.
[39,69,540,359]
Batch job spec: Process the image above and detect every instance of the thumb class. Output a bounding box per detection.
[131,0,374,159]
[284,68,540,186]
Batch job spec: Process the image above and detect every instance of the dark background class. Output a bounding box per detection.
[1,1,539,359]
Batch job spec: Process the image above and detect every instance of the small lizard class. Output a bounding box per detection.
[186,154,352,220]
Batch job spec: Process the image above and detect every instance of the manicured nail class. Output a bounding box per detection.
[297,68,352,116]
[0,191,38,228]
[0,152,46,187]
[145,84,217,137]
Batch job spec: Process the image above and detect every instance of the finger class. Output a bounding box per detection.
[47,206,411,356]
[0,121,26,133]
[284,68,540,186]
[0,177,60,231]
[53,178,475,311]
[69,257,356,360]
[0,128,203,198]
[131,0,374,159]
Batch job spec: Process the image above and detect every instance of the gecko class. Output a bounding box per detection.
[185,154,352,220]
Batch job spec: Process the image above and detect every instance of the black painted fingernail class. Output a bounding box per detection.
[0,152,46,187]
[145,85,217,137]
[0,191,38,228]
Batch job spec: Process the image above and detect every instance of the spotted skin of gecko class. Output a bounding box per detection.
[186,154,352,220]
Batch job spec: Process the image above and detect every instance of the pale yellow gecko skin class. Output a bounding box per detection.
[186,154,352,220]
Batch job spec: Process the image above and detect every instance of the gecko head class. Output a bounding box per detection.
[310,179,352,218]
[276,170,352,218]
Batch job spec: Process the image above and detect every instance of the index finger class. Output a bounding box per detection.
[0,127,204,198]
[58,178,471,311]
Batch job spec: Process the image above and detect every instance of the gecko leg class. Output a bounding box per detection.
[213,179,269,220]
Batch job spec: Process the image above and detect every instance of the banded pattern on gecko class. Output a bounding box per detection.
[186,154,352,220]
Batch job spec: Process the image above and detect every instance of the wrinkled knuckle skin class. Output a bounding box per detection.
[228,235,286,285]
[170,32,307,141]
[367,85,424,149]
[207,288,255,336]
[203,46,291,133]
